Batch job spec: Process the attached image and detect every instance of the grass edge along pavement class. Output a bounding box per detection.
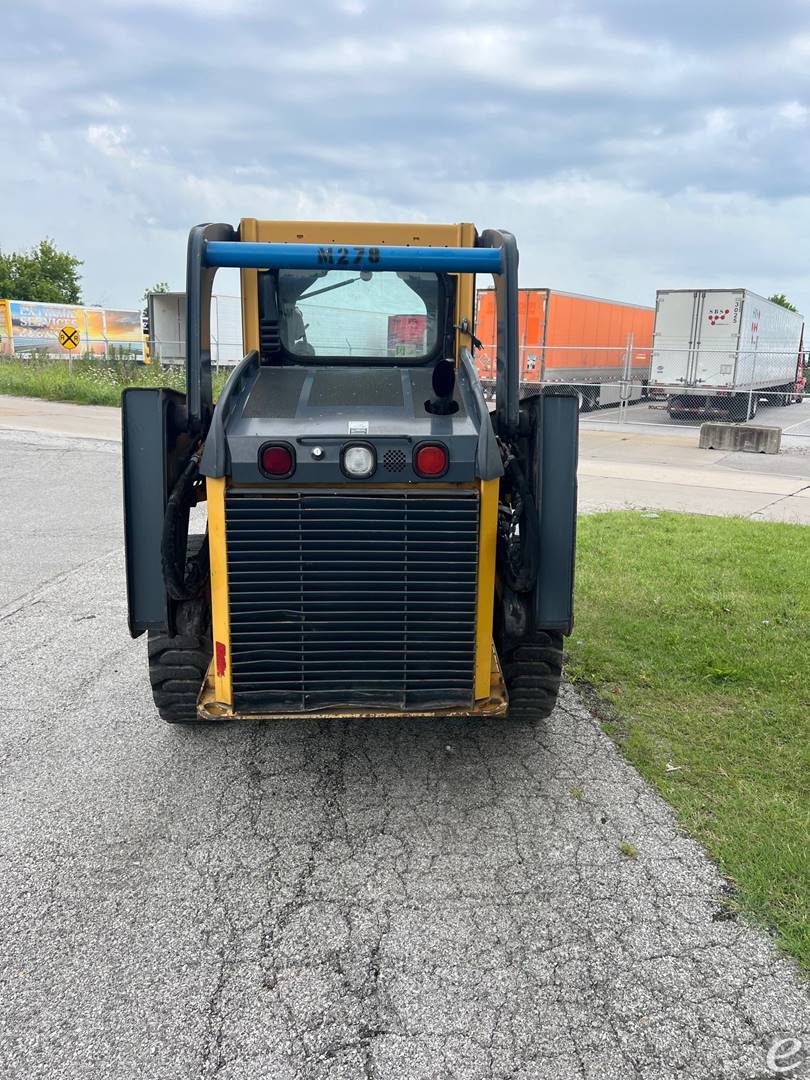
[0,358,229,407]
[569,511,810,971]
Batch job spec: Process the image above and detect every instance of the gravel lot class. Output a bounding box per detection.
[1,428,808,1080]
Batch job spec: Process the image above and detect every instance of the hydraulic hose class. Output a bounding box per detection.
[161,448,210,601]
[499,453,539,595]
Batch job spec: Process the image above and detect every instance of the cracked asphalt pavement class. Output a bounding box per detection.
[1,428,809,1079]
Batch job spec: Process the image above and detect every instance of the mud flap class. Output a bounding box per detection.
[122,387,191,637]
[528,388,578,635]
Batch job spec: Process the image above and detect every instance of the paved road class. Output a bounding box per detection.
[0,430,121,608]
[0,395,121,441]
[577,428,810,522]
[1,427,809,1080]
[3,395,810,522]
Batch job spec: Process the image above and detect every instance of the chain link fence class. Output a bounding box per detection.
[6,304,806,439]
[143,332,810,439]
[475,338,809,437]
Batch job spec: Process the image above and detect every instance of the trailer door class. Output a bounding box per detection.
[652,291,701,388]
[695,290,743,389]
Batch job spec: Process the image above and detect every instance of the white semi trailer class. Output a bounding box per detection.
[649,289,805,421]
[147,291,243,366]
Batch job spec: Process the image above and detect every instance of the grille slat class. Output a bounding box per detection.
[225,490,479,712]
[229,622,478,632]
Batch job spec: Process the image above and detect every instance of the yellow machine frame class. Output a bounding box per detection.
[199,220,505,721]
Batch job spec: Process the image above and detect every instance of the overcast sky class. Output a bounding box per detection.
[1,0,808,315]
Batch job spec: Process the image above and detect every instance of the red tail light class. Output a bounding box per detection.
[259,443,295,477]
[414,443,448,477]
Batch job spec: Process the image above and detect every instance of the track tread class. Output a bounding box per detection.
[148,631,212,724]
[503,631,564,721]
[147,535,213,725]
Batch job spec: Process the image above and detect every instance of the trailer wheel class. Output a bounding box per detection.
[733,393,758,422]
[147,536,213,725]
[502,631,564,721]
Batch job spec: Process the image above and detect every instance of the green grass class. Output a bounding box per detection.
[570,512,810,968]
[0,357,229,407]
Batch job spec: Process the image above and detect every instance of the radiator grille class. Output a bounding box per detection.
[225,489,480,712]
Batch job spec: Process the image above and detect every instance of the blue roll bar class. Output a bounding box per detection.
[184,223,516,437]
[203,241,503,275]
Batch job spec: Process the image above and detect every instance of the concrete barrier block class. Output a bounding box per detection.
[699,423,782,454]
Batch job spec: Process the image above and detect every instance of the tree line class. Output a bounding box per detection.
[0,239,82,304]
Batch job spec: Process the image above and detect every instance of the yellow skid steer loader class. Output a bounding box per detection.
[122,220,577,723]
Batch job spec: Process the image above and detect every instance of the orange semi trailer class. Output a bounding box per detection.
[475,288,655,408]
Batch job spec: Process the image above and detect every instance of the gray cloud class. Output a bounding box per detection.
[0,0,808,311]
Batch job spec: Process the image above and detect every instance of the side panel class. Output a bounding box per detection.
[737,291,805,388]
[476,289,654,386]
[206,476,232,705]
[474,478,499,699]
[543,291,654,383]
[534,391,578,634]
[122,388,185,637]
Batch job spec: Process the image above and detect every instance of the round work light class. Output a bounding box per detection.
[341,443,376,479]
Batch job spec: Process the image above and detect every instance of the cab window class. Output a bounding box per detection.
[278,269,442,362]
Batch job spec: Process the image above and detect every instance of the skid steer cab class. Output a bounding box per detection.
[122,220,578,724]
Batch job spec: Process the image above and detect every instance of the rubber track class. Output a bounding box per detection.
[148,628,212,724]
[147,536,213,724]
[502,631,564,720]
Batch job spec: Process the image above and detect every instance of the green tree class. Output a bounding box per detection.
[142,281,170,303]
[0,239,82,303]
[768,293,798,312]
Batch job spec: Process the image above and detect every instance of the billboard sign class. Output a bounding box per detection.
[8,301,87,355]
[3,300,144,358]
